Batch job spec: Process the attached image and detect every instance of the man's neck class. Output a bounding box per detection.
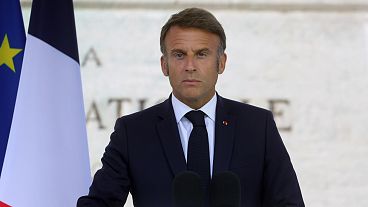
[172,92,216,110]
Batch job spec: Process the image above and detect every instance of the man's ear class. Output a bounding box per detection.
[160,56,169,76]
[218,53,227,74]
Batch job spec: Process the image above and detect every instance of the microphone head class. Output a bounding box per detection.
[210,171,241,207]
[173,171,204,207]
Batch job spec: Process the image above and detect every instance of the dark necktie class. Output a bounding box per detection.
[185,110,210,191]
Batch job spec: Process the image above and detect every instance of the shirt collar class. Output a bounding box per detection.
[171,93,217,123]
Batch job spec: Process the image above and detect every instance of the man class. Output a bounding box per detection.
[78,8,304,207]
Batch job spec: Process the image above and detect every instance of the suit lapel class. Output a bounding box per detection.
[213,95,236,174]
[156,98,187,176]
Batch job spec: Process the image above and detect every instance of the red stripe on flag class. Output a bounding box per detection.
[0,201,10,207]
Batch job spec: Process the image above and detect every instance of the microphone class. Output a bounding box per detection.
[173,171,204,207]
[210,171,241,207]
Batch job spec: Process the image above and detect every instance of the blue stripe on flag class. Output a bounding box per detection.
[28,0,79,63]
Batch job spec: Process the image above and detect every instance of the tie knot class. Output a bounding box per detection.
[185,110,206,127]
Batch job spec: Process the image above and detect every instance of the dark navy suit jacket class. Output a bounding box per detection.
[77,95,304,207]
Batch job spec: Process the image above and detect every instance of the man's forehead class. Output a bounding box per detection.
[165,26,220,50]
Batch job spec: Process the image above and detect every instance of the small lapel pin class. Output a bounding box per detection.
[222,120,229,126]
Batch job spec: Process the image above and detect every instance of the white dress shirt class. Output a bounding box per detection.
[171,94,216,176]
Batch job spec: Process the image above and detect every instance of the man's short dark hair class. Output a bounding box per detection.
[160,8,226,55]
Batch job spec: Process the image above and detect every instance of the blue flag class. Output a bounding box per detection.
[0,0,25,176]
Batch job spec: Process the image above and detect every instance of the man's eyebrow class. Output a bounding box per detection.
[196,48,210,53]
[170,48,211,54]
[170,49,186,54]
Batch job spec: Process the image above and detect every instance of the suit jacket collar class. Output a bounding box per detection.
[156,94,236,177]
[156,96,187,176]
[213,95,236,174]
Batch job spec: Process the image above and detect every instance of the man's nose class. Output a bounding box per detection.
[185,57,197,72]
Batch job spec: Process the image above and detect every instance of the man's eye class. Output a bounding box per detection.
[197,52,208,58]
[174,53,184,59]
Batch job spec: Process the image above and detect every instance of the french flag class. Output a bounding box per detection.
[0,0,91,206]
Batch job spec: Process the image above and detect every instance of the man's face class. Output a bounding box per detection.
[161,26,227,109]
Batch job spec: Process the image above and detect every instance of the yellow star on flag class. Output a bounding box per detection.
[0,34,23,73]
